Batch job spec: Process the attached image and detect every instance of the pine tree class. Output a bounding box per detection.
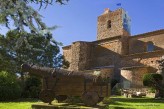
[0,0,68,50]
[0,0,68,32]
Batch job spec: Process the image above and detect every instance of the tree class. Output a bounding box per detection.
[0,71,21,101]
[0,0,69,98]
[0,30,64,71]
[143,73,163,98]
[22,76,41,98]
[0,30,67,97]
[0,30,63,79]
[0,0,68,33]
[0,0,69,53]
[0,34,16,73]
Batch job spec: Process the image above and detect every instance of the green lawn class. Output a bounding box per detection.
[0,99,39,109]
[0,97,164,109]
[105,96,164,109]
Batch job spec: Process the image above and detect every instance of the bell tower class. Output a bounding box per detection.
[97,8,131,40]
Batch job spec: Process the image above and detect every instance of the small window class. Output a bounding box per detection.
[147,42,154,52]
[107,20,111,28]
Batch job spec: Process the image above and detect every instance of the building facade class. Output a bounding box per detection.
[62,8,164,88]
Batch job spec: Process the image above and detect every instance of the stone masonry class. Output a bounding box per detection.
[97,8,130,40]
[62,8,164,88]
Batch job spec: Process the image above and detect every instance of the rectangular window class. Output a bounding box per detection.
[147,42,154,52]
[107,20,111,28]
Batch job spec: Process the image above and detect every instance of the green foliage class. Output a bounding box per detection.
[0,35,16,73]
[0,71,21,101]
[29,0,69,7]
[0,0,68,70]
[0,0,43,32]
[0,0,69,58]
[0,30,63,73]
[0,0,69,100]
[0,0,69,33]
[0,30,64,98]
[22,76,41,98]
[143,73,163,87]
[148,87,156,93]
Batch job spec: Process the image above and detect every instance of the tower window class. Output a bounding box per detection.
[107,20,111,28]
[147,42,154,52]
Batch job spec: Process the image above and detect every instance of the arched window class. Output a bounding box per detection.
[147,42,154,52]
[107,20,111,28]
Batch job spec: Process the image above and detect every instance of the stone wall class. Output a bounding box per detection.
[129,30,164,54]
[121,67,150,88]
[63,41,92,71]
[62,7,164,88]
[121,50,164,72]
[91,38,125,79]
[120,35,129,55]
[63,46,72,70]
[97,8,130,40]
[69,42,81,71]
[92,38,121,68]
[78,42,93,71]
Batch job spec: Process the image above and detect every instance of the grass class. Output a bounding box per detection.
[0,99,92,109]
[0,98,39,109]
[105,96,164,109]
[0,97,163,109]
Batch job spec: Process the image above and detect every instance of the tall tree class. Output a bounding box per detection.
[0,30,65,92]
[0,30,63,71]
[0,34,15,73]
[0,0,69,72]
[0,0,69,32]
[0,0,69,98]
[0,0,69,52]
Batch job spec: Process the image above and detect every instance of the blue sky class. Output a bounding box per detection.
[0,0,164,48]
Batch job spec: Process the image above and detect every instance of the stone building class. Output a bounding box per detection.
[62,8,164,89]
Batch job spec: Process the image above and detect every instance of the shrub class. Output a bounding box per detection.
[0,71,21,101]
[22,76,41,98]
[148,87,156,93]
[143,73,163,87]
[143,73,163,98]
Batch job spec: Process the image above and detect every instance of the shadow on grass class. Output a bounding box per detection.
[105,97,164,109]
[53,102,106,109]
[0,98,39,103]
[104,106,136,109]
[107,101,131,106]
[111,97,164,104]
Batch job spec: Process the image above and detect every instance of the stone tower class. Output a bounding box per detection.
[97,8,131,40]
